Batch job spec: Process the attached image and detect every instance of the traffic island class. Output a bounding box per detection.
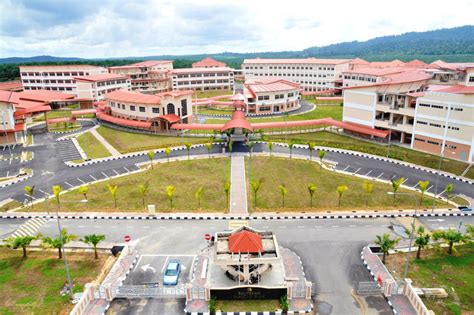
[185,226,313,314]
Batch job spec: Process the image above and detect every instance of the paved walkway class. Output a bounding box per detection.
[230,154,248,214]
[89,128,121,157]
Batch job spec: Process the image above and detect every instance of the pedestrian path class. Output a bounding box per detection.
[230,154,248,214]
[11,217,49,238]
[89,128,121,157]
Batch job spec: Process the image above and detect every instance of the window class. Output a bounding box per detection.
[129,105,136,111]
[139,106,145,112]
[121,104,125,109]
[167,103,175,114]
[417,121,428,125]
[181,99,188,116]
[414,137,426,142]
[469,76,474,82]
[152,107,160,114]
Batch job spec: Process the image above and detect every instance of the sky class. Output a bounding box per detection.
[0,0,473,58]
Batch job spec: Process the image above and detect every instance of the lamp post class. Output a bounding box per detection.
[387,192,418,280]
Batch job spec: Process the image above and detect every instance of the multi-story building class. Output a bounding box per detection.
[74,73,131,101]
[192,57,226,68]
[108,60,173,93]
[98,89,193,131]
[243,79,300,114]
[241,58,354,94]
[171,67,234,91]
[19,65,107,94]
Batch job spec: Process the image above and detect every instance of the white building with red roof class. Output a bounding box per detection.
[243,78,300,114]
[171,67,234,92]
[192,57,226,68]
[75,73,131,101]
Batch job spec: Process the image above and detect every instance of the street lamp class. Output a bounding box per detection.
[387,192,419,280]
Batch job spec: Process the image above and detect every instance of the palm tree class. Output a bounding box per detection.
[195,187,203,209]
[307,142,316,161]
[165,185,176,209]
[250,178,263,208]
[307,183,317,207]
[318,150,326,170]
[432,229,467,255]
[147,150,155,169]
[164,147,171,163]
[81,234,105,259]
[246,141,255,159]
[390,177,405,204]
[78,185,89,201]
[52,185,62,210]
[228,140,233,156]
[138,182,149,207]
[418,180,430,205]
[268,141,273,158]
[279,184,288,207]
[4,235,38,258]
[42,228,77,259]
[205,143,213,160]
[223,182,231,210]
[374,233,400,264]
[336,185,349,207]
[362,181,374,208]
[445,183,454,204]
[414,226,430,259]
[184,142,192,160]
[107,183,118,208]
[288,141,295,159]
[24,185,35,208]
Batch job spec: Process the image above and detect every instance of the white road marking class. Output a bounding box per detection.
[376,172,384,179]
[297,226,305,229]
[77,178,85,184]
[401,178,409,184]
[365,170,373,176]
[124,167,130,172]
[426,185,433,192]
[353,168,361,174]
[332,225,340,228]
[390,175,397,179]
[161,256,170,273]
[412,182,419,188]
[342,165,350,171]
[113,169,120,176]
[101,172,109,178]
[90,174,97,181]
[64,182,73,188]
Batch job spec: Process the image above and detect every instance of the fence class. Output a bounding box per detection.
[69,284,95,315]
[114,284,186,299]
[404,279,431,315]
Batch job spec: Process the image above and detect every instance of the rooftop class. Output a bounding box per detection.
[192,57,226,68]
[245,78,300,93]
[243,57,350,65]
[0,81,23,91]
[109,60,172,69]
[74,73,130,82]
[343,67,407,76]
[171,67,233,74]
[19,64,105,70]
[105,89,161,104]
[18,90,75,102]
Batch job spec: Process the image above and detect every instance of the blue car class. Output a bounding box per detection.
[458,206,472,212]
[163,260,181,285]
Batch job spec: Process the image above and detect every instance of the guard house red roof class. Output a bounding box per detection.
[192,57,226,68]
[96,112,152,129]
[228,230,263,254]
[221,111,253,132]
[158,114,181,123]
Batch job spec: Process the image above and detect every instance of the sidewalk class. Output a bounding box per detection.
[229,154,248,215]
[89,128,121,157]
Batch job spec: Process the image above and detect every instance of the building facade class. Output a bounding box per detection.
[19,65,107,94]
[75,74,131,101]
[243,79,300,114]
[108,60,173,93]
[171,67,234,91]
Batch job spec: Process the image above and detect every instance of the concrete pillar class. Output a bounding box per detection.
[384,279,395,297]
[286,282,293,300]
[403,278,413,295]
[243,264,250,284]
[185,283,193,302]
[305,281,312,299]
[205,283,211,301]
[104,284,113,301]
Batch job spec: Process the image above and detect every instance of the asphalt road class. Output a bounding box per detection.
[14,217,400,315]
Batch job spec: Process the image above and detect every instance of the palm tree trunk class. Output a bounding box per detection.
[310,195,313,208]
[338,196,341,207]
[94,246,98,260]
[22,245,27,259]
[309,152,312,161]
[365,195,368,208]
[448,241,453,254]
[416,246,421,259]
[58,247,62,259]
[382,252,386,264]
[114,197,117,209]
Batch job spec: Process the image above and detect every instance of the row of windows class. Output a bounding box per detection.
[343,75,377,82]
[414,138,457,150]
[21,71,89,77]
[245,66,335,71]
[417,120,461,131]
[176,72,232,79]
[23,79,73,84]
[248,73,332,78]
[469,76,474,82]
[176,80,230,85]
[110,100,188,116]
[97,79,128,87]
[418,103,464,112]
[23,86,73,91]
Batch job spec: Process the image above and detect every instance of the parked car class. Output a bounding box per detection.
[163,260,181,285]
[458,206,472,212]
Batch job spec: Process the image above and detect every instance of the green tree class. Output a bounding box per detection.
[147,150,155,170]
[138,182,149,207]
[363,181,374,208]
[228,140,233,155]
[42,229,77,259]
[268,141,273,157]
[164,147,171,163]
[78,185,89,201]
[246,141,255,159]
[107,183,118,208]
[81,234,105,259]
[390,178,405,204]
[165,185,176,209]
[432,229,468,255]
[279,184,288,207]
[52,185,62,210]
[466,224,474,239]
[4,235,38,258]
[307,142,316,161]
[445,183,454,204]
[288,141,295,159]
[24,185,35,208]
[318,150,326,170]
[336,185,349,207]
[374,233,400,264]
[250,178,264,208]
[414,226,430,259]
[205,143,213,160]
[418,180,430,204]
[184,142,192,160]
[223,182,231,210]
[195,187,203,209]
[307,183,317,207]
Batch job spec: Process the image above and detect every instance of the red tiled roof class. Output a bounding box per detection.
[192,57,226,68]
[96,112,152,128]
[109,60,172,69]
[343,67,407,76]
[433,84,474,95]
[47,117,76,124]
[0,90,19,103]
[18,90,75,102]
[171,67,233,74]
[74,73,129,82]
[158,114,181,123]
[4,123,25,133]
[221,111,253,132]
[155,90,193,97]
[71,109,97,116]
[343,70,431,89]
[0,81,22,91]
[245,79,300,93]
[405,59,428,67]
[105,89,161,104]
[243,58,350,65]
[228,230,263,254]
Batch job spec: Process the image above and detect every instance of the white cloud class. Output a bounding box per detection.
[0,0,472,58]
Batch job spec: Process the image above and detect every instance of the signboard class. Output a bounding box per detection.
[204,233,211,241]
[124,235,131,243]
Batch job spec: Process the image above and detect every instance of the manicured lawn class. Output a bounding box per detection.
[33,110,95,122]
[0,200,23,212]
[385,244,474,315]
[0,248,108,314]
[76,132,111,159]
[302,96,343,105]
[96,126,210,154]
[195,90,232,99]
[216,300,281,312]
[196,107,235,115]
[268,131,471,178]
[246,157,444,211]
[26,158,231,212]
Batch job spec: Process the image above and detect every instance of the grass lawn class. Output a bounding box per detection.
[216,300,281,312]
[246,157,444,211]
[33,110,95,122]
[76,132,111,159]
[196,107,235,115]
[0,200,24,212]
[0,248,108,315]
[96,126,210,154]
[302,96,343,105]
[25,158,231,212]
[48,123,81,132]
[195,90,232,99]
[385,244,474,315]
[268,131,471,178]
